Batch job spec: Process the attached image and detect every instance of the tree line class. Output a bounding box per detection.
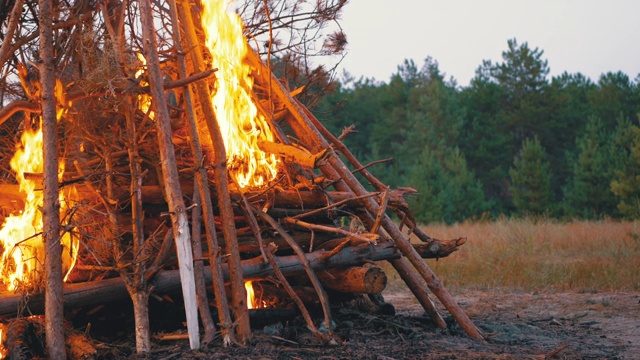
[314,38,640,224]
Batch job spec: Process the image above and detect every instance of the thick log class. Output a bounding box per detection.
[0,241,400,317]
[413,237,467,259]
[257,140,330,169]
[318,266,387,294]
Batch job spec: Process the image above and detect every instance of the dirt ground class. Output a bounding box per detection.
[91,287,639,360]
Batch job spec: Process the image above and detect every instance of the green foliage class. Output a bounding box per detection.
[406,147,489,224]
[315,37,640,223]
[563,115,620,218]
[611,117,640,219]
[509,136,553,215]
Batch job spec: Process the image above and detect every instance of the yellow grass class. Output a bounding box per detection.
[383,218,640,292]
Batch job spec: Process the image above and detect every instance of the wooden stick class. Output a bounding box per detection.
[124,97,152,352]
[262,243,323,338]
[289,192,380,220]
[282,217,379,244]
[190,189,217,344]
[139,0,199,348]
[0,0,24,67]
[371,187,390,233]
[251,205,333,336]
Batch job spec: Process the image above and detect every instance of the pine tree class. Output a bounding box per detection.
[406,147,487,224]
[509,136,553,215]
[611,117,640,219]
[563,115,619,218]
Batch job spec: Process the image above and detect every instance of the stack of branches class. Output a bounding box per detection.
[0,0,482,355]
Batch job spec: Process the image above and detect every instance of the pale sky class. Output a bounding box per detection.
[330,0,640,86]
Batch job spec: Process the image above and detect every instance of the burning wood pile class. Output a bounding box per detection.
[0,0,482,356]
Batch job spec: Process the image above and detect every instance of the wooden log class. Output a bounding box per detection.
[317,236,465,261]
[257,140,330,169]
[0,241,400,317]
[413,237,467,259]
[318,266,387,294]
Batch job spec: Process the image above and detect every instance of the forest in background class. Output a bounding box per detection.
[310,38,640,224]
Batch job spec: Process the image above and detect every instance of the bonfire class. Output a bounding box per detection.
[0,0,481,357]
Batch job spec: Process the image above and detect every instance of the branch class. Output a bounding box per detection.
[0,70,217,127]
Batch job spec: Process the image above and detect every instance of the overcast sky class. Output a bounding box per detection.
[330,0,640,86]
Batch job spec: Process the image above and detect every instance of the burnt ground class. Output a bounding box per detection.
[74,287,640,360]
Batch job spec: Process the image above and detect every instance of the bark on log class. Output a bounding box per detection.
[413,237,467,259]
[0,242,400,317]
[318,266,387,294]
[257,140,330,169]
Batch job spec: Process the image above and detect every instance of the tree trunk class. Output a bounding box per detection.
[138,0,199,350]
[131,291,150,353]
[125,101,151,353]
[39,0,66,357]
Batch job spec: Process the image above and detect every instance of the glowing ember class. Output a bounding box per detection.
[0,323,5,359]
[0,82,78,291]
[200,0,279,188]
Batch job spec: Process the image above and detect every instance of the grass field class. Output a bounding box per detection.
[383,218,640,292]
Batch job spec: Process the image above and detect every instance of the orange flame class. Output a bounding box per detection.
[200,0,279,188]
[135,53,154,120]
[245,281,266,309]
[0,81,78,292]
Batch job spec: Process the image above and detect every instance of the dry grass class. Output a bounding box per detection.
[382,218,640,292]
